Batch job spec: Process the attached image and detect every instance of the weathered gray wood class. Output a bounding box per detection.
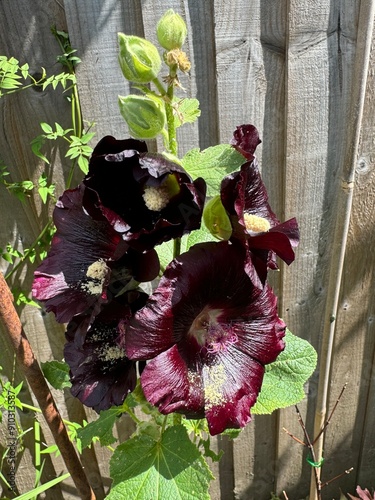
[316,3,375,496]
[353,16,375,490]
[64,0,144,141]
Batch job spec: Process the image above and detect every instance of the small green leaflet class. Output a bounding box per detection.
[181,144,245,196]
[77,407,122,448]
[252,329,317,414]
[41,360,71,390]
[173,98,201,127]
[156,226,217,271]
[108,425,213,500]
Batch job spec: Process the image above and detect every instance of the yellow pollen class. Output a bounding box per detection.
[243,213,271,233]
[80,259,109,295]
[204,363,227,410]
[143,185,170,211]
[101,346,125,362]
[86,259,108,281]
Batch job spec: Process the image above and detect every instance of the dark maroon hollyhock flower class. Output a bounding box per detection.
[221,160,299,285]
[84,136,206,250]
[65,290,148,412]
[32,184,159,338]
[230,124,262,160]
[125,242,286,436]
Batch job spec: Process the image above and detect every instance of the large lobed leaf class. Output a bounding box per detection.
[252,329,317,414]
[108,425,213,500]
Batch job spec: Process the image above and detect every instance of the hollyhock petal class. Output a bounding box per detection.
[202,349,264,435]
[65,291,147,411]
[230,124,261,160]
[126,241,285,434]
[221,160,299,283]
[140,345,205,418]
[32,185,129,325]
[84,137,206,250]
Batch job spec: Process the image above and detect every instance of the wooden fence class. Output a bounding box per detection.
[1,0,375,498]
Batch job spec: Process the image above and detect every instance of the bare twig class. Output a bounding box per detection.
[312,383,348,445]
[284,388,353,500]
[0,272,95,500]
[282,426,306,446]
[294,405,322,499]
[321,467,354,488]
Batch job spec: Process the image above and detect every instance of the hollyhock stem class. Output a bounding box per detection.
[173,237,181,258]
[0,272,95,500]
[152,73,178,156]
[166,65,178,156]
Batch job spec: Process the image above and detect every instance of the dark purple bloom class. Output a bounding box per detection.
[230,124,261,160]
[84,136,206,250]
[125,241,285,435]
[65,290,148,412]
[221,159,299,285]
[32,184,159,340]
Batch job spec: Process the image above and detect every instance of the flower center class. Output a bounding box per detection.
[243,213,270,233]
[143,185,170,211]
[142,173,181,211]
[189,307,238,354]
[79,259,109,295]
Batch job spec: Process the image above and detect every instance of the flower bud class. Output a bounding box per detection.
[203,195,232,240]
[156,9,187,50]
[118,94,166,139]
[118,33,161,83]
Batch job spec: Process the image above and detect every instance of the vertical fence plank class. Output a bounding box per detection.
[64,0,144,141]
[315,2,375,496]
[276,0,340,496]
[353,15,375,491]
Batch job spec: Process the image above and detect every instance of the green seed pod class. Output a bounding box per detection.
[156,9,187,50]
[203,195,232,240]
[118,33,161,83]
[118,94,166,139]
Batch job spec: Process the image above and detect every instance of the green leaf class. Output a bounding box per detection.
[174,98,201,127]
[40,122,53,134]
[77,407,122,448]
[13,290,41,308]
[31,136,50,164]
[252,329,317,414]
[12,472,70,500]
[41,361,71,390]
[108,425,213,500]
[181,144,245,196]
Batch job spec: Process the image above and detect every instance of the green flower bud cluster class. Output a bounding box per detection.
[117,9,189,144]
